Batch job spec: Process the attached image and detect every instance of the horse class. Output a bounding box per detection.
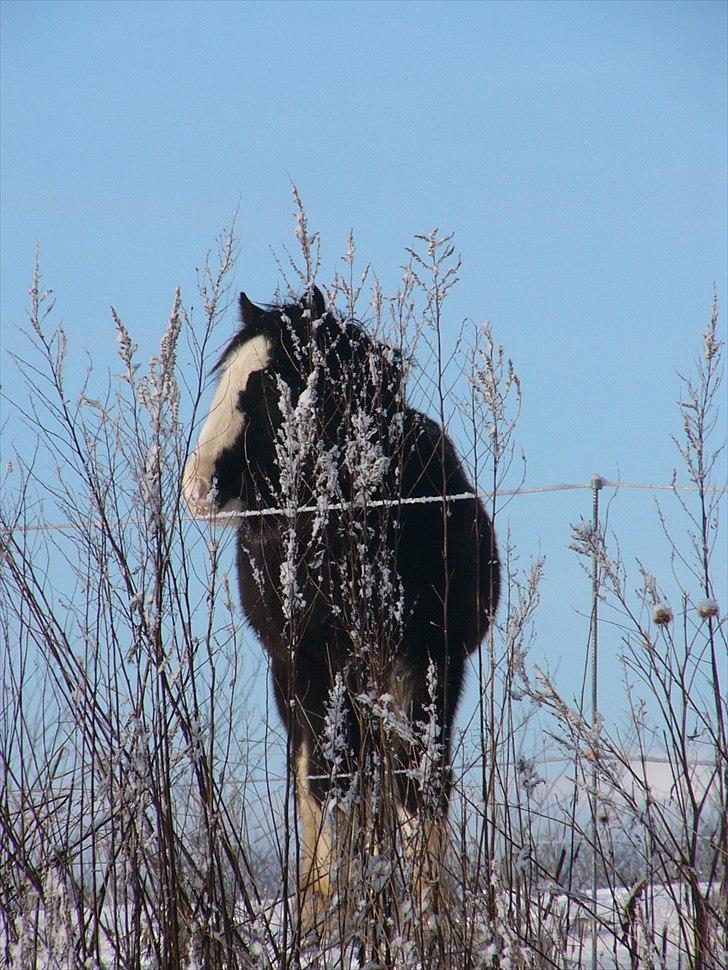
[182,286,500,932]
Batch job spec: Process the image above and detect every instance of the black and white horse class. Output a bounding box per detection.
[183,287,499,927]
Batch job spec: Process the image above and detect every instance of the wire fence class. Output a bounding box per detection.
[5,478,726,534]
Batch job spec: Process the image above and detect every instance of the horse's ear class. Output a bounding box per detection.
[311,285,326,320]
[299,283,326,320]
[239,292,264,328]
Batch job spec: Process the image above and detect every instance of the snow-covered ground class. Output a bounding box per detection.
[240,881,720,969]
[557,882,721,970]
[9,881,721,968]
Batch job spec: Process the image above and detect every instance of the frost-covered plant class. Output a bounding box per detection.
[1,230,270,969]
[4,199,721,970]
[527,299,727,969]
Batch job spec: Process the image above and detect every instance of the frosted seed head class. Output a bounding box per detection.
[696,598,719,620]
[651,603,673,626]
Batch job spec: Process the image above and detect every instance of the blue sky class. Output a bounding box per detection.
[1,0,726,730]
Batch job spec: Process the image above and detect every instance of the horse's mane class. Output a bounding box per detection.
[211,294,404,401]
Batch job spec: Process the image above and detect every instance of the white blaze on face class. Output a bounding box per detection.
[183,334,271,516]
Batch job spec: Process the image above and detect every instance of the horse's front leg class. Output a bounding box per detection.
[397,798,451,919]
[391,651,455,922]
[295,738,335,933]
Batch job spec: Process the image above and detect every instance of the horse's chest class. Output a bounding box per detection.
[236,529,283,624]
[235,526,332,657]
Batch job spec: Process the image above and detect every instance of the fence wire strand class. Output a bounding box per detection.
[4,479,726,534]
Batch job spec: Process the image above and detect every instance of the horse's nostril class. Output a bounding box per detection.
[191,479,208,502]
[184,476,213,515]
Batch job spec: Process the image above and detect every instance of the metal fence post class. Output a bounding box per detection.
[590,474,603,970]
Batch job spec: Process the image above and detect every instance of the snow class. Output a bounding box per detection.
[15,880,718,969]
[235,881,721,969]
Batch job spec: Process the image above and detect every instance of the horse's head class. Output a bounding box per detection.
[182,287,403,517]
